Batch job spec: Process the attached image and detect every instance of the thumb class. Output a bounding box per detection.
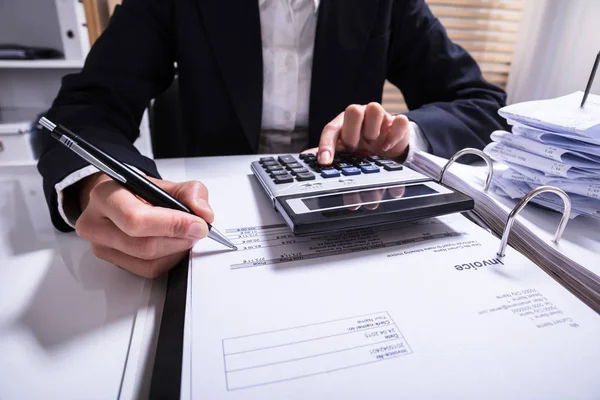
[149,178,215,224]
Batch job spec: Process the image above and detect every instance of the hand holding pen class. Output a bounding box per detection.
[40,117,236,278]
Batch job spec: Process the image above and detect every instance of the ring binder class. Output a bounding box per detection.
[439,148,493,191]
[496,186,572,257]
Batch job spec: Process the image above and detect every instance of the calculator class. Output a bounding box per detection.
[251,152,474,235]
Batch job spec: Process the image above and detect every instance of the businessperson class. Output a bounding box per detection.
[37,0,508,277]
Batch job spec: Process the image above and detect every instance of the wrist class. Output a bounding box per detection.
[79,172,111,211]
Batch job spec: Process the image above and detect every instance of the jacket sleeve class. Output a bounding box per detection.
[386,0,510,159]
[37,0,175,232]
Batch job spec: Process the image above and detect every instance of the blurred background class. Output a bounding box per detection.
[0,0,599,164]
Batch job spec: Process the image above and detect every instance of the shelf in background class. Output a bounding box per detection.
[0,59,84,69]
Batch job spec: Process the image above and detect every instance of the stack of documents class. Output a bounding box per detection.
[408,151,600,312]
[482,91,600,220]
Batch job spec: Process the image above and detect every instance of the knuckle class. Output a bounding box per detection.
[90,243,104,259]
[122,207,144,236]
[345,104,362,116]
[75,214,93,239]
[366,102,382,113]
[169,215,190,238]
[190,180,209,199]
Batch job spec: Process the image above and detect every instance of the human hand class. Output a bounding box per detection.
[75,173,214,278]
[314,102,411,165]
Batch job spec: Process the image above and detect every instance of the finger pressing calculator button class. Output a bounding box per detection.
[361,164,380,173]
[321,169,340,178]
[260,157,276,164]
[285,162,303,170]
[278,155,297,165]
[290,167,309,175]
[270,169,288,176]
[266,165,284,172]
[274,174,294,184]
[383,162,404,171]
[341,166,361,176]
[296,172,316,181]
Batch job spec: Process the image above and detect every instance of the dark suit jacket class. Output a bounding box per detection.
[38,0,509,232]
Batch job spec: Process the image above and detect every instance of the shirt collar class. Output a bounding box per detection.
[258,0,320,13]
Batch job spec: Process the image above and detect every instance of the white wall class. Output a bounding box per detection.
[507,0,600,104]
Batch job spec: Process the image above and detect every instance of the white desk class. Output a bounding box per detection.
[0,155,257,399]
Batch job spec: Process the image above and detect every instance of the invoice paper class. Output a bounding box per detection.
[499,91,600,137]
[187,174,600,399]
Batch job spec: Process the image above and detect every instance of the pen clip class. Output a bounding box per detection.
[58,135,127,183]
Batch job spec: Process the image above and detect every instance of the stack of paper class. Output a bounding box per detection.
[482,91,600,220]
[408,151,600,312]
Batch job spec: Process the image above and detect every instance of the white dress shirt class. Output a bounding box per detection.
[55,0,431,228]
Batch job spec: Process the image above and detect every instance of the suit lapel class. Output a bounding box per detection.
[309,0,380,145]
[196,0,263,151]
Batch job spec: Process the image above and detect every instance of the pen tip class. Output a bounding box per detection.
[232,246,238,251]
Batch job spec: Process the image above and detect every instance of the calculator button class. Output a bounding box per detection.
[299,153,314,160]
[383,162,404,171]
[266,165,284,172]
[355,160,371,167]
[296,172,316,181]
[361,165,380,174]
[341,166,361,176]
[336,162,353,169]
[274,174,294,184]
[290,167,309,175]
[375,159,395,166]
[367,155,382,162]
[260,157,276,164]
[278,155,298,165]
[262,160,279,167]
[285,162,303,170]
[270,169,288,176]
[321,169,340,178]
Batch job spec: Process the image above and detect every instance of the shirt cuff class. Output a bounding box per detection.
[405,121,431,163]
[55,165,101,229]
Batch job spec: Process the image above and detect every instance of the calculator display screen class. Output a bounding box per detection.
[300,184,438,211]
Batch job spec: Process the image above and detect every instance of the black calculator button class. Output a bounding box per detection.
[270,169,288,176]
[336,162,353,169]
[383,162,404,171]
[296,172,316,181]
[274,174,294,184]
[355,160,371,167]
[260,157,276,164]
[262,160,279,167]
[278,155,297,165]
[367,155,382,162]
[285,162,303,170]
[375,159,394,166]
[266,165,284,172]
[290,167,309,175]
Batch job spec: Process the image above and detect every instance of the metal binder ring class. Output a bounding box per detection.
[497,186,572,257]
[439,148,494,191]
